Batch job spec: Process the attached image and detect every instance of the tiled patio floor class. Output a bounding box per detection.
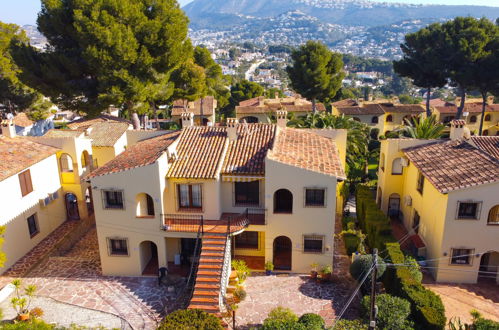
[1,228,184,330]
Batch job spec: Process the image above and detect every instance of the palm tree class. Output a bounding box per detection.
[397,115,445,139]
[288,113,370,182]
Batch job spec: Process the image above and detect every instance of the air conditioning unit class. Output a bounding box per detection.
[404,195,412,206]
[400,157,409,167]
[39,196,51,207]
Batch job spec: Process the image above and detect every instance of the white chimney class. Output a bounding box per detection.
[450,119,469,141]
[226,118,238,141]
[1,119,16,138]
[276,110,288,128]
[181,112,194,128]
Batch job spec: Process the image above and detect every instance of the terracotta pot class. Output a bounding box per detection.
[310,271,318,279]
[18,313,30,321]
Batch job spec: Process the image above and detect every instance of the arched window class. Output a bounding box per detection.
[81,150,90,169]
[60,153,74,172]
[371,116,379,124]
[392,157,403,175]
[484,114,491,122]
[136,193,155,217]
[488,205,499,224]
[483,130,489,136]
[469,115,477,123]
[274,189,293,213]
[386,115,393,123]
[353,117,361,122]
[380,153,386,171]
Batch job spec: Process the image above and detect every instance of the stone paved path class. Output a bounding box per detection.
[235,274,358,328]
[1,228,184,330]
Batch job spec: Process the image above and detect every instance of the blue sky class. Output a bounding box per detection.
[0,0,498,26]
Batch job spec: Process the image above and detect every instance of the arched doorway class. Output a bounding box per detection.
[273,236,292,270]
[388,193,401,218]
[81,150,91,170]
[274,189,293,213]
[140,241,159,276]
[479,251,499,283]
[65,193,80,220]
[85,188,94,216]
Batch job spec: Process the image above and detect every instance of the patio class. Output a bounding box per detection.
[0,227,184,330]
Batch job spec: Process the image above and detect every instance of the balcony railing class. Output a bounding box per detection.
[162,209,252,234]
[162,214,204,233]
[247,208,267,225]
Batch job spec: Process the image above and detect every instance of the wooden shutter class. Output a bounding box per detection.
[19,170,33,197]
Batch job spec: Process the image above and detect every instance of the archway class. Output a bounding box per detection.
[85,187,94,216]
[60,153,74,172]
[81,150,91,170]
[240,116,259,123]
[388,193,400,218]
[391,157,403,175]
[65,193,80,220]
[140,241,159,276]
[136,193,155,217]
[479,251,499,283]
[273,236,292,270]
[274,189,293,213]
[202,118,209,126]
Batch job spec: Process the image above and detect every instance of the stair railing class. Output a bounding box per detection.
[177,225,202,309]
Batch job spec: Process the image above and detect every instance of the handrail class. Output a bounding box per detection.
[177,225,202,309]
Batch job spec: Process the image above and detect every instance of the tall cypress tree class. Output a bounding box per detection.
[286,41,344,112]
[13,0,191,126]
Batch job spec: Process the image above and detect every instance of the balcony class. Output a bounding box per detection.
[221,208,266,226]
[162,209,251,234]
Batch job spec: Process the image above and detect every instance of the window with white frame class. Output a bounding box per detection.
[102,190,124,209]
[305,188,326,207]
[107,238,129,256]
[456,201,482,220]
[450,248,474,265]
[303,235,324,253]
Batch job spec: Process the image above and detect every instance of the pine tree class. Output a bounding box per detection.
[286,41,344,112]
[13,0,192,127]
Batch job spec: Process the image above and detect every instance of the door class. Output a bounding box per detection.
[388,197,400,217]
[273,236,292,270]
[65,193,80,220]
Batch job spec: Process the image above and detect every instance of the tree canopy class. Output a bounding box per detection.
[13,0,192,122]
[193,46,230,108]
[287,41,344,111]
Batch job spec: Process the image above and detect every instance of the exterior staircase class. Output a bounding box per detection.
[188,232,229,314]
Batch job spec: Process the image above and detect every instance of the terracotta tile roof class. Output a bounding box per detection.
[13,113,34,128]
[403,140,499,194]
[43,129,85,138]
[331,99,359,107]
[67,114,131,130]
[86,122,130,147]
[0,136,59,181]
[167,126,228,179]
[424,98,448,107]
[434,103,499,114]
[236,103,325,114]
[471,136,499,160]
[239,97,263,107]
[87,131,180,179]
[171,96,217,116]
[267,128,346,179]
[335,103,384,115]
[222,124,276,175]
[379,103,425,114]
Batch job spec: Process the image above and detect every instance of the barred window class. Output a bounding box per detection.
[303,235,324,253]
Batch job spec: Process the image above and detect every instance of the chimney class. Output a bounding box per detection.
[181,112,194,128]
[450,119,470,140]
[1,119,16,138]
[487,95,495,105]
[276,110,288,128]
[226,118,238,141]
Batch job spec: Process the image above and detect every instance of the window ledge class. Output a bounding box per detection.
[109,253,129,257]
[178,208,203,212]
[274,211,292,214]
[136,215,155,219]
[304,205,326,208]
[487,222,499,225]
[30,232,40,239]
[456,217,479,220]
[303,251,324,254]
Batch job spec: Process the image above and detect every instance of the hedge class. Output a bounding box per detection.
[383,243,446,330]
[343,234,360,255]
[355,185,396,250]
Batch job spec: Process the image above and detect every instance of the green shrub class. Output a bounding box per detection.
[349,254,386,290]
[361,294,414,329]
[262,307,302,330]
[474,317,499,329]
[383,243,446,330]
[233,286,247,302]
[298,313,324,329]
[159,309,223,329]
[344,234,361,255]
[231,259,251,283]
[332,319,368,329]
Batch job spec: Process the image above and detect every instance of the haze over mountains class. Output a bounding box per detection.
[185,0,499,58]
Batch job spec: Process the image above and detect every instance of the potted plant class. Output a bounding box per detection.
[320,265,332,282]
[310,262,319,279]
[265,261,274,275]
[10,279,37,321]
[232,260,251,285]
[233,286,247,303]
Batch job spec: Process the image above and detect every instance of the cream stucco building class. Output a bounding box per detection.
[376,120,499,284]
[87,112,347,314]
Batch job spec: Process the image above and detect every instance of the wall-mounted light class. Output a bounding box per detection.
[443,252,447,257]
